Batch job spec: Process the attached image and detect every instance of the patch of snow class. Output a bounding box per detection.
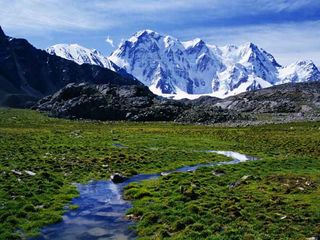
[11,170,22,175]
[25,170,36,176]
[46,44,115,70]
[182,38,203,49]
[209,150,254,162]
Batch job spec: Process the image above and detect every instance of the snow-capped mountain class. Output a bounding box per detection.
[46,30,320,99]
[278,60,320,84]
[109,30,320,99]
[47,44,116,70]
[46,44,138,80]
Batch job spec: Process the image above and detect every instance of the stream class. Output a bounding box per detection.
[34,151,257,240]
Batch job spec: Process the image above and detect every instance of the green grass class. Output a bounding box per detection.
[0,108,319,239]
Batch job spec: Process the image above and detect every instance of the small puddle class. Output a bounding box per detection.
[113,143,128,148]
[34,151,257,240]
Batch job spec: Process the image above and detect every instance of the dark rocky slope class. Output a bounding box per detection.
[215,82,320,114]
[0,26,140,108]
[34,83,244,123]
[35,83,184,121]
[35,82,320,124]
[184,82,320,123]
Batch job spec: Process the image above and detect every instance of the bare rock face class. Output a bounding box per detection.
[175,105,248,123]
[213,81,320,114]
[35,83,185,121]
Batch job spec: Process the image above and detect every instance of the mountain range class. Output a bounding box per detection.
[47,29,320,99]
[1,26,319,123]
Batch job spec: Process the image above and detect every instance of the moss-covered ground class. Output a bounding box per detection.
[0,108,319,239]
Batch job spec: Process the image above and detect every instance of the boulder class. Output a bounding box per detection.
[110,173,127,183]
[212,169,226,177]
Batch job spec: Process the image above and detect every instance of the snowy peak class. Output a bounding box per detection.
[46,44,114,70]
[239,42,262,62]
[134,29,160,38]
[219,42,278,67]
[296,60,316,67]
[110,30,222,94]
[279,60,320,83]
[182,38,205,49]
[46,43,139,81]
[127,29,162,47]
[184,39,210,58]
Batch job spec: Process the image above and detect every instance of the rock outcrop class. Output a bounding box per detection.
[35,83,185,122]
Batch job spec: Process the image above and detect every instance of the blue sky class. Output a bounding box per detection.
[1,0,320,66]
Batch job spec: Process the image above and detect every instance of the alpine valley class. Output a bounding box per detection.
[1,9,320,240]
[48,29,320,99]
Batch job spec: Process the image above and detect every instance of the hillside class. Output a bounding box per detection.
[0,27,140,108]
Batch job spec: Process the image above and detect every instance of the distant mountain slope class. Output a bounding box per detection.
[0,26,140,107]
[214,81,320,113]
[47,44,115,69]
[109,30,320,99]
[46,43,138,81]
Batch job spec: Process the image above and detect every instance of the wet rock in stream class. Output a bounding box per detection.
[111,173,128,183]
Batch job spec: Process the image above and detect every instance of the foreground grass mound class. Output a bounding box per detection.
[124,122,320,239]
[0,108,319,239]
[125,157,320,239]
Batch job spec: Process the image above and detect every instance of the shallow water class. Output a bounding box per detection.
[112,143,128,148]
[34,151,257,240]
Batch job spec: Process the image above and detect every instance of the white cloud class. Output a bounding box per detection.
[3,0,317,33]
[0,0,116,32]
[105,36,114,47]
[94,0,314,14]
[2,0,318,34]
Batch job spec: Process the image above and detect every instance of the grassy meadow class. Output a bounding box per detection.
[0,108,319,239]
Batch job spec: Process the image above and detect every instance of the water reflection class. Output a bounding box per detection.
[34,151,257,240]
